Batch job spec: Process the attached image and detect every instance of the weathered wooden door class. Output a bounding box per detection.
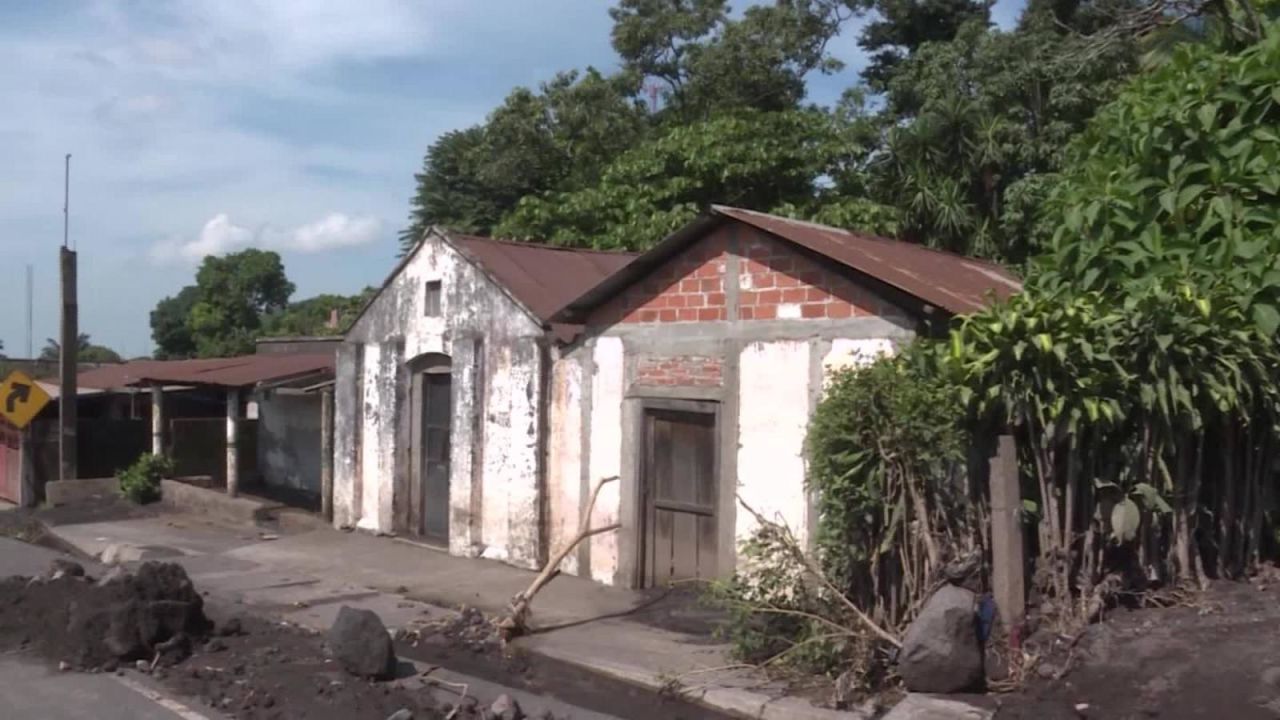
[420,373,451,544]
[642,409,718,586]
[0,421,19,504]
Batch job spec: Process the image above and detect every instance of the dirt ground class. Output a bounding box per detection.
[995,570,1280,719]
[0,553,732,720]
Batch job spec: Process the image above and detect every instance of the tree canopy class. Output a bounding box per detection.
[397,0,1170,261]
[150,250,370,359]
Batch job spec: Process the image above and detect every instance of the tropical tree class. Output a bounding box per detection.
[40,333,122,363]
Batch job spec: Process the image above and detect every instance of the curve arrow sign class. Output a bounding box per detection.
[6,383,30,414]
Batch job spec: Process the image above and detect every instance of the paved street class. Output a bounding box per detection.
[0,655,216,720]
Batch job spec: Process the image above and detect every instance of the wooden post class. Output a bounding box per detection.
[989,434,1025,643]
[150,386,164,456]
[320,386,334,522]
[225,388,239,497]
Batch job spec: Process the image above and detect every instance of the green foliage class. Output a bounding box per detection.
[948,24,1280,590]
[854,0,989,90]
[708,521,864,677]
[188,249,295,357]
[40,333,122,364]
[496,109,854,249]
[399,70,648,252]
[118,453,172,505]
[260,289,376,337]
[151,286,200,359]
[806,347,973,623]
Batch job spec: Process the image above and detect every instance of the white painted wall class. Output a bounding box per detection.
[257,393,321,493]
[338,233,546,567]
[822,337,896,380]
[587,337,625,584]
[547,355,584,575]
[736,340,813,551]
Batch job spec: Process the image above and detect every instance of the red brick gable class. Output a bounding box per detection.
[587,222,900,327]
[737,228,889,321]
[591,229,731,325]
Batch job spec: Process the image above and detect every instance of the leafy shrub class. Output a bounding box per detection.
[117,454,173,505]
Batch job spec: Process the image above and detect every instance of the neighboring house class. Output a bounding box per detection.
[332,229,634,569]
[546,206,1021,588]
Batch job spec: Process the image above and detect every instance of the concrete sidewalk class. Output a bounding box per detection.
[46,511,862,720]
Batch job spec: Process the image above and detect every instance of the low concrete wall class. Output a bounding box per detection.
[45,477,120,506]
[159,479,274,525]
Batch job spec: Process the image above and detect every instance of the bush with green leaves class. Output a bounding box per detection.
[117,453,173,505]
[950,23,1280,604]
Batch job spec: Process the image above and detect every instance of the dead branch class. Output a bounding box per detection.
[737,496,903,648]
[499,476,621,641]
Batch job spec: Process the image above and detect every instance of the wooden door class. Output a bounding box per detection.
[420,373,451,544]
[642,409,718,587]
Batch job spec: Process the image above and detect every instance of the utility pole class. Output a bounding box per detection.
[59,153,78,482]
[25,264,32,360]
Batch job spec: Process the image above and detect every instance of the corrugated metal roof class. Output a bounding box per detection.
[448,234,636,322]
[345,229,636,340]
[714,206,1021,315]
[557,207,1021,320]
[74,354,334,390]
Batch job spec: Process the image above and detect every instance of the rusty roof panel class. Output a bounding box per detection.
[449,235,636,322]
[76,353,334,390]
[712,206,1021,315]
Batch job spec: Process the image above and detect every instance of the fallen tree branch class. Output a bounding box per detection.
[737,495,902,648]
[499,476,621,641]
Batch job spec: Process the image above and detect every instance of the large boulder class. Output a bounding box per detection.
[898,585,984,693]
[327,606,397,680]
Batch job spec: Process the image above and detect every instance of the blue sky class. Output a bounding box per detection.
[0,0,1025,357]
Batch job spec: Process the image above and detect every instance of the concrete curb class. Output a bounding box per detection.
[45,477,120,506]
[525,638,869,720]
[159,480,277,525]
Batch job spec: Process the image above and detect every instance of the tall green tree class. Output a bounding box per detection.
[399,70,647,253]
[150,285,200,360]
[187,250,295,357]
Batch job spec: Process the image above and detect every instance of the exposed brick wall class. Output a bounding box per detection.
[586,222,900,327]
[636,355,724,387]
[591,231,730,325]
[737,230,886,321]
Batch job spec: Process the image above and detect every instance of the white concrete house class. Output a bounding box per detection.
[332,228,633,569]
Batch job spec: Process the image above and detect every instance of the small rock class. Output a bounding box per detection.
[58,661,72,672]
[1074,703,1090,715]
[394,585,409,594]
[1036,662,1059,679]
[101,544,144,566]
[217,617,244,637]
[96,566,130,587]
[49,559,85,579]
[490,693,525,720]
[204,638,228,653]
[258,533,279,541]
[386,708,414,720]
[135,660,151,673]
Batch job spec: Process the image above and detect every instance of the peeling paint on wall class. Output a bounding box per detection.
[548,355,584,575]
[336,234,547,567]
[588,337,624,584]
[256,393,322,493]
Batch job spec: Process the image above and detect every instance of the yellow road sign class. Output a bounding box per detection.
[0,370,51,429]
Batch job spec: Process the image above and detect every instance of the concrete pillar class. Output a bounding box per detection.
[225,388,239,497]
[989,434,1025,644]
[320,386,334,522]
[150,386,164,456]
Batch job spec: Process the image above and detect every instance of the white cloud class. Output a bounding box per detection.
[150,212,381,264]
[287,213,382,252]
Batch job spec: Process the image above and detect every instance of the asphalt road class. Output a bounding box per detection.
[0,535,219,720]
